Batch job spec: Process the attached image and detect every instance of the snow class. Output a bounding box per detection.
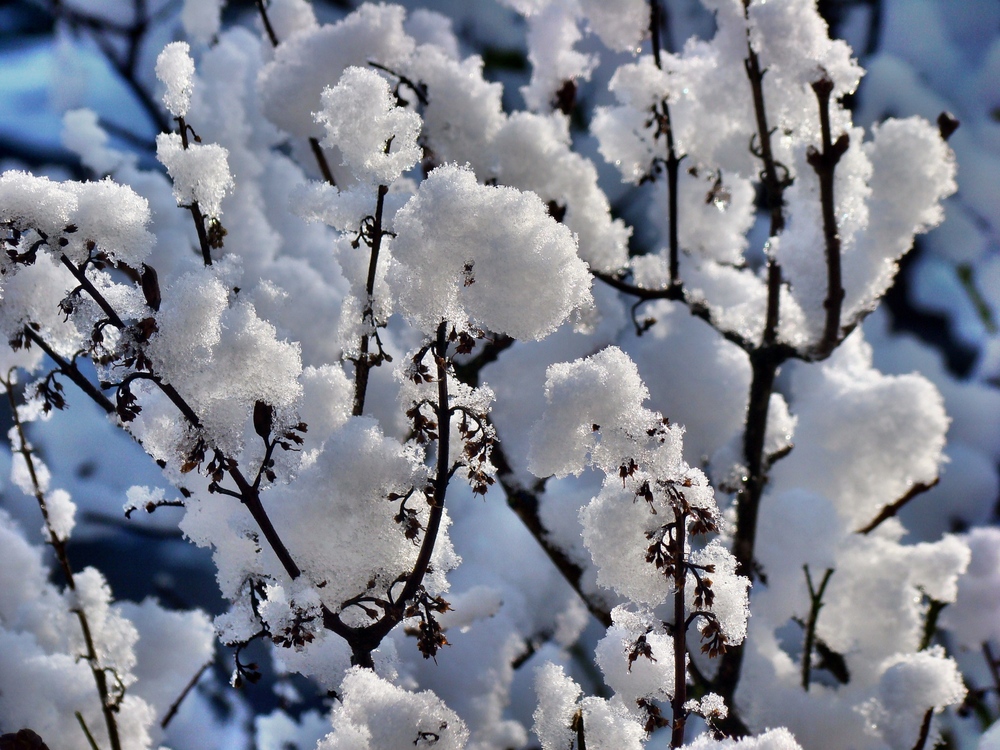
[315,66,422,186]
[390,163,593,339]
[156,42,196,119]
[317,667,470,750]
[155,134,234,219]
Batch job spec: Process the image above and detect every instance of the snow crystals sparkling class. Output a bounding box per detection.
[595,606,676,704]
[682,728,804,750]
[155,41,196,118]
[532,663,582,750]
[390,163,592,339]
[257,3,415,139]
[532,662,646,750]
[155,133,235,219]
[315,66,422,186]
[0,171,154,267]
[145,271,302,456]
[529,346,657,478]
[317,667,469,750]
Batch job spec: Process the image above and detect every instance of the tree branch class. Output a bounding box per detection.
[807,76,849,358]
[21,327,116,413]
[801,566,834,691]
[254,0,337,186]
[353,184,390,416]
[671,509,690,748]
[160,660,212,729]
[856,479,939,535]
[6,376,123,750]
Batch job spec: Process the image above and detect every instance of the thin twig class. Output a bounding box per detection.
[496,462,612,629]
[807,76,849,358]
[591,271,760,353]
[856,479,939,535]
[338,321,456,667]
[254,0,337,186]
[353,184,390,416]
[712,6,795,732]
[649,0,684,289]
[5,375,123,750]
[160,660,212,729]
[176,116,215,266]
[801,566,834,691]
[21,327,116,412]
[910,707,934,750]
[671,510,690,748]
[60,254,126,328]
[309,138,337,186]
[75,712,101,750]
[255,0,280,47]
[572,709,587,750]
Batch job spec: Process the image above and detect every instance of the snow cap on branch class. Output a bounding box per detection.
[315,66,422,186]
[156,134,235,219]
[257,3,415,138]
[0,171,154,267]
[390,163,592,339]
[155,41,196,118]
[529,346,658,478]
[317,667,469,750]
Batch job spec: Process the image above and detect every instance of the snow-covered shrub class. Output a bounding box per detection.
[0,1,992,749]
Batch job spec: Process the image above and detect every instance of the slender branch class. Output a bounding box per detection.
[592,270,683,301]
[226,462,302,580]
[254,0,337,186]
[801,566,834,691]
[6,374,124,750]
[591,271,760,353]
[910,708,934,750]
[175,116,215,266]
[21,327,115,412]
[5,373,76,587]
[450,342,613,629]
[712,7,795,731]
[30,258,309,596]
[807,77,849,358]
[918,596,947,652]
[572,708,587,750]
[671,511,689,748]
[254,0,280,47]
[649,0,683,289]
[60,254,126,329]
[856,479,939,535]
[391,321,451,608]
[343,321,455,667]
[75,712,101,750]
[452,334,514,386]
[497,465,612,629]
[353,184,390,416]
[309,138,338,186]
[160,660,212,729]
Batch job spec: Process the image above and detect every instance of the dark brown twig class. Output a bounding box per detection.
[671,509,690,747]
[801,566,834,691]
[175,116,216,266]
[352,184,390,416]
[910,707,934,750]
[807,76,849,358]
[254,0,337,186]
[21,327,116,412]
[856,479,940,535]
[160,660,212,729]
